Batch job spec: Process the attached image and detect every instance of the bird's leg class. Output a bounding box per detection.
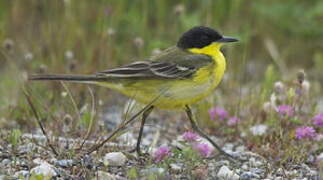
[129,105,154,155]
[185,105,235,160]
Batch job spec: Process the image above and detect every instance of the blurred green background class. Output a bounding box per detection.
[0,0,323,130]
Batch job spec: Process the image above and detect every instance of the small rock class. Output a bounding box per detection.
[97,171,116,180]
[308,170,318,176]
[141,167,165,175]
[223,143,234,151]
[54,159,74,168]
[217,166,239,180]
[103,152,127,166]
[170,163,182,172]
[249,157,263,167]
[241,164,249,170]
[1,159,11,166]
[240,171,260,180]
[250,168,265,175]
[17,143,35,154]
[14,170,30,179]
[317,153,323,160]
[30,161,57,178]
[306,155,315,164]
[217,160,230,166]
[33,158,43,165]
[82,154,94,169]
[235,145,246,152]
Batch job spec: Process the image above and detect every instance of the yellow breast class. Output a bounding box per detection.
[189,43,226,90]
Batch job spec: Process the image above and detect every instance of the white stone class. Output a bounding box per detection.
[170,163,182,171]
[217,166,239,180]
[97,171,116,180]
[33,158,43,165]
[250,124,268,136]
[235,145,246,152]
[241,164,248,170]
[103,152,127,166]
[14,170,29,178]
[317,153,323,161]
[249,157,263,167]
[30,161,57,178]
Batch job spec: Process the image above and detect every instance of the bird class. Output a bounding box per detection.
[29,26,238,159]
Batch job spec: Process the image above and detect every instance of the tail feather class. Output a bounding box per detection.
[28,74,107,82]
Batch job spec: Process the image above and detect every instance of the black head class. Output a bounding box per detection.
[177,26,238,49]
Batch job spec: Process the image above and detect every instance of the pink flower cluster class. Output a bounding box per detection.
[277,105,294,118]
[192,143,213,157]
[295,126,316,139]
[153,146,171,162]
[312,113,323,128]
[181,131,213,157]
[209,107,228,121]
[294,113,323,140]
[182,131,199,142]
[208,107,241,126]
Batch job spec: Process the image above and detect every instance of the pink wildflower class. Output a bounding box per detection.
[227,116,241,126]
[295,126,316,140]
[209,107,228,121]
[277,105,294,118]
[153,146,171,163]
[312,114,323,128]
[182,131,199,142]
[193,143,213,157]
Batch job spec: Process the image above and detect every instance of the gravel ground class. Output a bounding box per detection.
[0,109,321,179]
[0,133,320,179]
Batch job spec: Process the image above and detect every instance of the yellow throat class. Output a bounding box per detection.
[188,43,226,87]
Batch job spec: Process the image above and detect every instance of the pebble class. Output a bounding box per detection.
[241,164,249,170]
[103,152,127,166]
[33,158,43,165]
[30,161,57,178]
[54,159,74,168]
[141,167,166,176]
[250,168,265,175]
[249,157,263,167]
[317,153,323,161]
[14,170,29,179]
[217,160,230,166]
[223,143,234,151]
[17,143,35,154]
[170,163,182,172]
[240,171,260,180]
[1,159,10,166]
[82,154,94,169]
[217,166,239,180]
[235,145,246,152]
[97,171,116,180]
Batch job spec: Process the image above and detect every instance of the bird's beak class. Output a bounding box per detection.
[216,36,238,43]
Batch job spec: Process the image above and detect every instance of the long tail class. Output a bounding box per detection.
[28,74,108,82]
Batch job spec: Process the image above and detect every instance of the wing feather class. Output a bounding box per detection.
[96,47,213,80]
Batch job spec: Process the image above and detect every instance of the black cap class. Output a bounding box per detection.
[177,26,238,49]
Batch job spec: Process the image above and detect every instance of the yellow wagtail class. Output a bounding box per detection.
[30,26,238,159]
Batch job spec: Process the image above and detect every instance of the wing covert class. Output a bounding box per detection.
[96,47,213,80]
